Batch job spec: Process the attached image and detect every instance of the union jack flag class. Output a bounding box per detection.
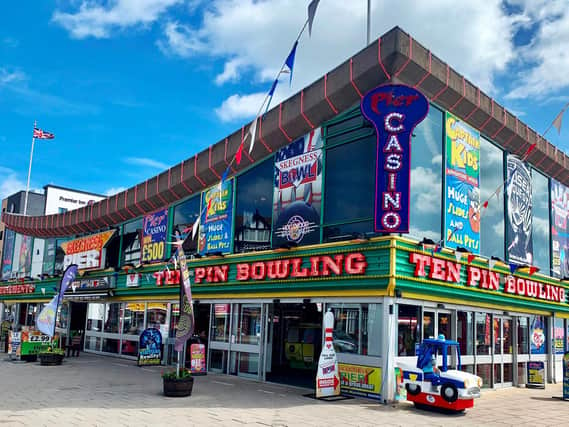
[33,128,55,139]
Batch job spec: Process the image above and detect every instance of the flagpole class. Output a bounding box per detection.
[366,0,371,45]
[23,120,36,216]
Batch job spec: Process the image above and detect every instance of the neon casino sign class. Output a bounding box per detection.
[361,85,429,232]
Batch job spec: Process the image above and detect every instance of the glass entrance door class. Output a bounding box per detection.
[494,316,513,387]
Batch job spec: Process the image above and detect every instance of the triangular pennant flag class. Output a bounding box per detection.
[529,266,539,276]
[236,142,244,165]
[307,0,320,37]
[221,167,229,184]
[467,254,475,264]
[522,143,537,160]
[483,200,489,209]
[434,244,442,253]
[552,104,568,134]
[509,263,518,274]
[455,251,462,262]
[489,258,497,270]
[192,216,200,239]
[248,117,258,154]
[284,41,298,87]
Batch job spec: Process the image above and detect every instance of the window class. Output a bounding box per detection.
[329,303,381,356]
[532,171,550,274]
[517,317,529,354]
[475,312,491,355]
[58,207,68,214]
[409,106,443,241]
[211,304,230,342]
[480,137,505,259]
[104,303,121,333]
[457,311,474,356]
[172,196,200,254]
[122,303,145,335]
[146,302,169,339]
[86,303,105,332]
[122,218,142,265]
[324,135,376,241]
[398,304,420,356]
[234,158,273,253]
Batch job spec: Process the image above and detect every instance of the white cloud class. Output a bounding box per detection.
[0,68,26,85]
[105,186,126,196]
[410,166,442,214]
[52,0,182,39]
[215,58,246,85]
[214,91,266,122]
[0,167,26,200]
[124,157,169,169]
[156,21,206,57]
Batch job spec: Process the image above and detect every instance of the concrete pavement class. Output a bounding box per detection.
[1,353,568,426]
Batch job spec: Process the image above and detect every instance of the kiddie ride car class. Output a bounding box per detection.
[398,336,482,412]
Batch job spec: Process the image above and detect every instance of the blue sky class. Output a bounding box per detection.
[1,0,568,200]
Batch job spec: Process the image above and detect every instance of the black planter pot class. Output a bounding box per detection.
[39,353,64,366]
[163,376,194,397]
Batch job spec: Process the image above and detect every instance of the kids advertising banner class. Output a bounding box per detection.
[530,315,547,355]
[138,328,162,366]
[198,179,233,255]
[273,128,323,248]
[444,112,481,253]
[506,155,533,265]
[361,84,429,233]
[141,208,168,263]
[551,179,569,277]
[1,229,16,280]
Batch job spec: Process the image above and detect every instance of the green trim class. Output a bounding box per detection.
[117,223,124,268]
[166,204,174,260]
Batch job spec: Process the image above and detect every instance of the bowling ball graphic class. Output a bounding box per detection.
[275,201,319,244]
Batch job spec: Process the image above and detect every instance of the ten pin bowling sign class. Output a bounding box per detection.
[361,84,429,233]
[316,311,341,398]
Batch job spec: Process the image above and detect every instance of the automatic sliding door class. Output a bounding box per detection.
[229,303,263,379]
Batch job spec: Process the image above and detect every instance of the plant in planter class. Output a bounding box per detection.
[38,347,65,366]
[162,368,194,397]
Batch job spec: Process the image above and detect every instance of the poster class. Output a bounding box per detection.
[272,128,323,248]
[339,363,382,400]
[16,234,33,277]
[316,311,340,398]
[444,112,480,253]
[42,238,56,276]
[551,180,569,277]
[530,315,547,355]
[198,179,233,255]
[554,319,565,355]
[506,155,533,265]
[190,343,206,375]
[141,208,168,263]
[9,332,21,360]
[60,231,115,270]
[138,328,162,366]
[1,229,16,280]
[563,352,569,400]
[526,361,545,388]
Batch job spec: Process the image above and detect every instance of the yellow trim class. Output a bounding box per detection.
[2,298,51,304]
[556,312,569,319]
[387,239,397,296]
[401,291,551,316]
[112,289,389,301]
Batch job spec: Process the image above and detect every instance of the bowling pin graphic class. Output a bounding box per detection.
[316,310,340,398]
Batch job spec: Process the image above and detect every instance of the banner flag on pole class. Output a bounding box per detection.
[174,246,195,352]
[307,0,320,37]
[192,215,200,239]
[36,295,58,337]
[58,264,79,300]
[247,117,258,153]
[265,79,279,114]
[284,41,298,86]
[236,142,244,165]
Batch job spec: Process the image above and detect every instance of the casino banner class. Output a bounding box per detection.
[141,208,168,263]
[551,179,569,277]
[272,128,323,248]
[506,155,533,265]
[444,112,480,253]
[198,179,233,255]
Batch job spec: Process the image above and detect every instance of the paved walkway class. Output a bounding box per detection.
[1,353,568,426]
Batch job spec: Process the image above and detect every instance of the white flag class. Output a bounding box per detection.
[36,295,58,337]
[248,117,258,154]
[454,251,462,263]
[192,216,200,239]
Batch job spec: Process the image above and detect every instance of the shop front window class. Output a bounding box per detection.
[517,317,529,354]
[172,196,200,254]
[87,303,105,332]
[122,303,145,335]
[212,304,230,342]
[554,318,565,354]
[234,158,272,253]
[480,138,505,259]
[532,171,550,274]
[398,305,420,356]
[146,303,169,339]
[122,218,142,265]
[104,303,121,333]
[233,304,262,345]
[457,311,474,356]
[503,318,512,355]
[409,106,443,241]
[329,303,382,356]
[475,312,491,355]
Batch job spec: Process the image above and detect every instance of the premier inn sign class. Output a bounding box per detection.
[193,252,368,284]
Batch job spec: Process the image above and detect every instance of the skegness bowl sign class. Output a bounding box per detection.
[361,85,429,233]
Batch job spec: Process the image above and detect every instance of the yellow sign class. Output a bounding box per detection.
[339,363,382,399]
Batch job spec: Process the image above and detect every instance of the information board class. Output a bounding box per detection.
[526,361,545,388]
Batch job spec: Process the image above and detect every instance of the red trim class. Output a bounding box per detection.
[208,146,221,179]
[223,139,237,172]
[180,160,194,195]
[324,74,339,114]
[502,130,517,149]
[479,99,494,131]
[156,176,169,206]
[133,186,146,215]
[300,90,315,129]
[258,116,273,153]
[534,139,548,169]
[393,34,413,78]
[278,104,293,142]
[167,168,181,200]
[414,51,432,88]
[114,196,126,221]
[144,181,157,210]
[449,77,466,111]
[194,154,207,188]
[431,65,449,101]
[349,58,363,99]
[491,108,507,139]
[241,126,254,163]
[377,37,391,79]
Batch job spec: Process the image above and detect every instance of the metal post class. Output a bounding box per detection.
[23,121,36,215]
[366,0,371,45]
